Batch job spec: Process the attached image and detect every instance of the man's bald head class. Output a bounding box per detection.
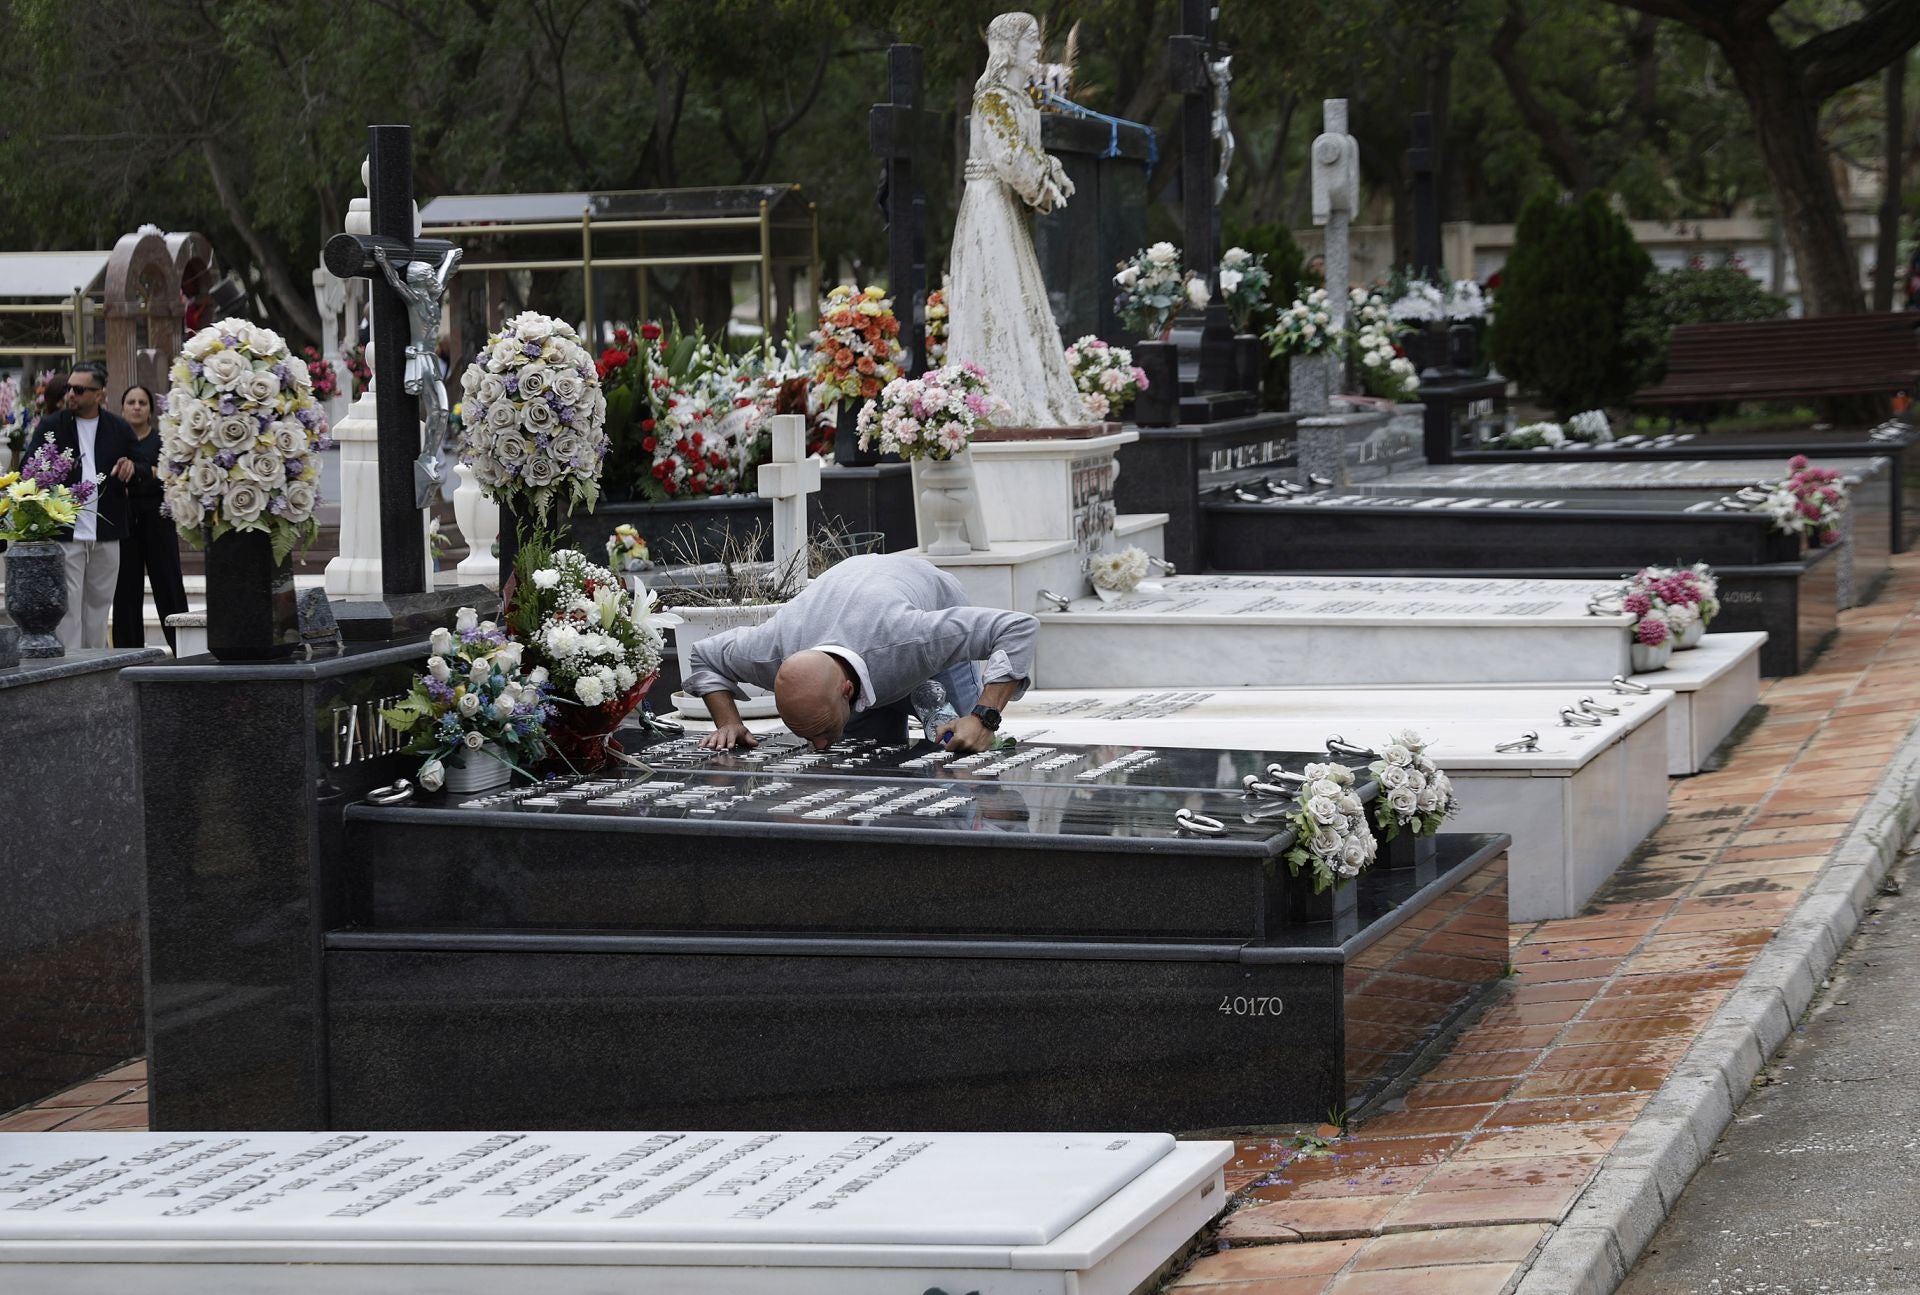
[774,650,854,749]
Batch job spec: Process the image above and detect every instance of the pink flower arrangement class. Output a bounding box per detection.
[1619,563,1719,651]
[1766,456,1847,547]
[1634,610,1670,647]
[856,363,1005,461]
[1064,335,1150,421]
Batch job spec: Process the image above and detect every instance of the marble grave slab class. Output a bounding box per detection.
[0,1130,1230,1295]
[1005,685,1672,921]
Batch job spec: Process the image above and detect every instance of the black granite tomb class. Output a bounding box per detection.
[129,646,1508,1132]
[1430,421,1914,554]
[0,649,161,1111]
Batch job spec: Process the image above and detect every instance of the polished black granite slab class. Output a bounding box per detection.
[1205,488,1801,573]
[1116,412,1304,573]
[1440,422,1912,553]
[322,835,1508,1132]
[0,648,162,1112]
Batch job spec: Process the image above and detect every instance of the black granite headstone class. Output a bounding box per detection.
[868,45,935,378]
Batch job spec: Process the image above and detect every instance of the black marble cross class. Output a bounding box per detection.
[1407,112,1442,284]
[320,124,481,639]
[868,44,935,377]
[1169,0,1239,395]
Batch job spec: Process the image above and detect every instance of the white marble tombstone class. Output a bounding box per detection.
[0,1129,1231,1295]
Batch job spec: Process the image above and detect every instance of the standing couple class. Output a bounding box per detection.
[20,365,188,650]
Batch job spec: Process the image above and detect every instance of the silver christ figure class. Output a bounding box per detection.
[373,243,463,503]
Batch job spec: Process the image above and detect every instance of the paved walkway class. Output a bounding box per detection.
[7,558,1920,1295]
[1617,845,1920,1295]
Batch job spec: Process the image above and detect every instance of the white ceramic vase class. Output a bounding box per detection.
[452,464,502,589]
[916,454,978,557]
[444,741,512,794]
[1674,619,1705,650]
[1630,641,1673,673]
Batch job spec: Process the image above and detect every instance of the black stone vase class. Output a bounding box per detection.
[1232,334,1265,398]
[1131,340,1178,427]
[204,530,298,663]
[1401,326,1452,379]
[3,541,68,659]
[834,399,880,467]
[1381,828,1439,882]
[497,498,520,593]
[1282,864,1359,937]
[1447,323,1479,376]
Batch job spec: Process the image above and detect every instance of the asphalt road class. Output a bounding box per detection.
[1619,846,1920,1295]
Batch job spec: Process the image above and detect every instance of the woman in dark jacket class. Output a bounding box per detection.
[111,384,190,650]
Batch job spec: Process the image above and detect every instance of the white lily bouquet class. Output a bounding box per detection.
[159,319,333,561]
[1285,761,1378,893]
[1087,545,1152,602]
[1367,732,1457,841]
[1218,246,1272,333]
[1114,242,1207,339]
[520,548,665,708]
[458,312,609,525]
[380,608,555,790]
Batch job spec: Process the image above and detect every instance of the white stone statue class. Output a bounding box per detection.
[947,11,1090,428]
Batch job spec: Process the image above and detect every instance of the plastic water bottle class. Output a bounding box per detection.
[910,679,961,746]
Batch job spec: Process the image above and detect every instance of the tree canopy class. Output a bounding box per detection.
[0,0,1911,341]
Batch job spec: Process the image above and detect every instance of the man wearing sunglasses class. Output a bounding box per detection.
[21,365,139,649]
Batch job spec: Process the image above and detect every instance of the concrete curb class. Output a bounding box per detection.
[1513,719,1920,1295]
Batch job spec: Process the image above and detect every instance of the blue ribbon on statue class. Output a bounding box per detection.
[1038,91,1159,174]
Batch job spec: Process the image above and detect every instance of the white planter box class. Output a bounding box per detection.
[671,603,781,699]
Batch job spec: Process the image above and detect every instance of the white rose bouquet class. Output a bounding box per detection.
[857,363,1004,461]
[1087,545,1153,601]
[379,608,555,790]
[1284,761,1378,893]
[1063,336,1149,421]
[1444,279,1489,322]
[1388,279,1445,325]
[1114,242,1202,338]
[1485,420,1568,451]
[457,311,609,526]
[1264,288,1341,357]
[159,319,333,561]
[1366,731,1457,842]
[1218,247,1273,333]
[1566,410,1614,443]
[516,547,664,709]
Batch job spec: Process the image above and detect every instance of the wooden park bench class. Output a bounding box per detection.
[1633,312,1920,414]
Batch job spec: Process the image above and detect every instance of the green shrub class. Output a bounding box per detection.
[1622,265,1788,390]
[1487,191,1652,417]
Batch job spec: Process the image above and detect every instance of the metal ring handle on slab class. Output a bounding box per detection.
[367,780,416,806]
[1148,556,1178,575]
[1325,736,1377,758]
[1579,696,1621,716]
[1037,589,1073,611]
[1610,675,1653,694]
[1175,808,1228,836]
[1307,472,1335,488]
[1494,731,1540,752]
[1234,488,1266,503]
[1263,764,1309,784]
[1560,707,1604,727]
[1241,775,1296,798]
[643,712,686,737]
[1586,597,1624,616]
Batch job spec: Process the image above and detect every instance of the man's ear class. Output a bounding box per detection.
[840,678,854,701]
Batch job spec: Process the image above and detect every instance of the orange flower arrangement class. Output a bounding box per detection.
[811,284,903,402]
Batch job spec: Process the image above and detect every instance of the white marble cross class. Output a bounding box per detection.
[757,413,822,587]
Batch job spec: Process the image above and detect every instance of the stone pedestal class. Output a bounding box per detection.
[0,648,164,1112]
[964,429,1137,548]
[1289,353,1331,415]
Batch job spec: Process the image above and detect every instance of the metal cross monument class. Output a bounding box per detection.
[321,124,483,637]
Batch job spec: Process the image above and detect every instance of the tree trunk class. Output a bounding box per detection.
[1724,24,1863,317]
[1875,56,1904,312]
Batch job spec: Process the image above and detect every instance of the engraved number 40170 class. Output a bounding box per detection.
[1217,996,1284,1016]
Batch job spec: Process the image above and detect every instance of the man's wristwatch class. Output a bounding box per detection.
[971,704,1002,732]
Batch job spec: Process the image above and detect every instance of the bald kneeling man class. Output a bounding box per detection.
[684,553,1039,754]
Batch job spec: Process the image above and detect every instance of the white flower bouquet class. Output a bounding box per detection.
[1264,288,1341,357]
[518,548,664,708]
[457,311,609,525]
[1758,456,1846,547]
[1114,242,1205,338]
[380,608,555,789]
[1566,409,1614,443]
[1087,545,1152,601]
[1218,246,1273,332]
[857,363,1003,461]
[1064,336,1149,421]
[159,319,333,561]
[1444,279,1489,322]
[1285,761,1378,893]
[1484,420,1567,450]
[1388,279,1445,325]
[1367,731,1457,841]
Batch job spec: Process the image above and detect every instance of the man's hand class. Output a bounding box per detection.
[700,722,760,751]
[111,457,134,483]
[939,714,993,755]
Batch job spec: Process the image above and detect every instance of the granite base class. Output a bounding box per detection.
[0,648,164,1111]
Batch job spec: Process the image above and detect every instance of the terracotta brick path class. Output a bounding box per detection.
[6,560,1920,1294]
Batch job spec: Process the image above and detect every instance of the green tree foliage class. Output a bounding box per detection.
[1488,190,1652,416]
[1622,264,1788,390]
